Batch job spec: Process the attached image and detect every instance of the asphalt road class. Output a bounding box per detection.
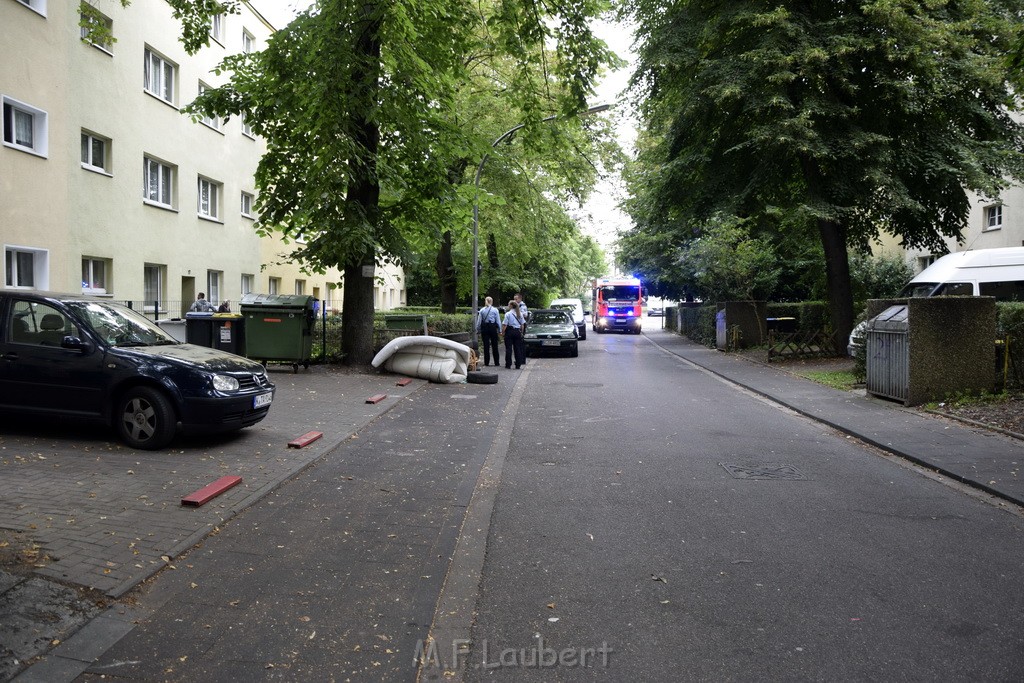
[466,328,1024,681]
[20,326,1023,681]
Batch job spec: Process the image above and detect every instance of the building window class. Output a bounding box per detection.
[269,277,280,295]
[143,47,176,105]
[241,112,254,138]
[81,131,110,173]
[143,264,164,312]
[80,5,113,53]
[295,279,306,295]
[242,29,254,53]
[81,257,110,294]
[984,204,1003,231]
[241,273,255,296]
[14,0,47,16]
[196,82,222,131]
[143,156,175,208]
[197,176,221,220]
[5,246,48,289]
[210,13,225,44]
[241,191,254,217]
[207,271,222,304]
[2,96,48,157]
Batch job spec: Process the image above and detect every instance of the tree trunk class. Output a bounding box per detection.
[485,231,501,304]
[437,230,457,314]
[817,218,854,354]
[341,258,377,366]
[340,3,381,366]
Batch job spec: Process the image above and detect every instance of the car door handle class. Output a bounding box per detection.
[1,352,19,361]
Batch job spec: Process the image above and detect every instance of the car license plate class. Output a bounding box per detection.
[253,392,273,409]
[542,340,560,346]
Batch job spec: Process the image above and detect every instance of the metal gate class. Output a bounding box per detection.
[866,305,909,402]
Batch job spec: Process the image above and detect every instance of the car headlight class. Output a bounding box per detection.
[212,374,240,391]
[524,333,537,339]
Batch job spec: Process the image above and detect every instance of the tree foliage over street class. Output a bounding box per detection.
[164,0,618,364]
[618,0,1024,349]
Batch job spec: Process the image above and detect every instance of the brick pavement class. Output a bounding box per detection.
[0,366,423,597]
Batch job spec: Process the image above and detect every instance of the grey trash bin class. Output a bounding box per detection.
[866,305,909,402]
[156,318,187,342]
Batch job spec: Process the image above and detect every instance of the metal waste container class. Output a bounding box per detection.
[239,294,315,371]
[156,318,187,342]
[866,305,909,402]
[185,312,215,347]
[383,314,428,334]
[211,313,245,356]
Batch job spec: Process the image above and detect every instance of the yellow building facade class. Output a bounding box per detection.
[1,0,405,316]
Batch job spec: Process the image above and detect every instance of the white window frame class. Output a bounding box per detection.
[269,277,280,295]
[81,130,111,174]
[143,155,175,209]
[80,7,113,54]
[196,82,223,131]
[295,279,306,295]
[207,271,223,304]
[81,256,110,295]
[210,13,225,44]
[143,264,165,312]
[242,29,254,53]
[15,0,47,17]
[241,111,254,138]
[984,204,1003,231]
[241,273,255,296]
[2,96,48,158]
[241,191,254,218]
[197,176,222,221]
[5,245,49,290]
[143,47,177,106]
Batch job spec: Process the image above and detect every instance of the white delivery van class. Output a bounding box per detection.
[549,297,587,340]
[899,247,1024,301]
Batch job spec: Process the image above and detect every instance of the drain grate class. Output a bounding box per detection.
[720,463,807,481]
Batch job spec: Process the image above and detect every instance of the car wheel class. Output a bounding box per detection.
[569,343,578,357]
[579,326,587,340]
[467,371,498,384]
[116,386,177,450]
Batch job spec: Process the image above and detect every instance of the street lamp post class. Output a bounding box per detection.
[470,104,613,350]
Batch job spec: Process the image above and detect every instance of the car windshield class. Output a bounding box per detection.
[551,305,574,313]
[66,300,178,347]
[898,283,938,297]
[601,285,640,302]
[531,312,571,325]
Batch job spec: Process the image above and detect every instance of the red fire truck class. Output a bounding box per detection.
[591,276,644,334]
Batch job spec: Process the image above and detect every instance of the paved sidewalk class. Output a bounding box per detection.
[645,327,1024,507]
[0,365,423,597]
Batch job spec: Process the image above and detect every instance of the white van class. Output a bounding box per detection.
[549,298,587,340]
[900,247,1024,301]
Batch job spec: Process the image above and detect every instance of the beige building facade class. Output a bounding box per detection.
[1,0,405,316]
[875,190,1024,273]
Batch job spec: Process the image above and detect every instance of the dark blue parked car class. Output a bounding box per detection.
[0,291,274,449]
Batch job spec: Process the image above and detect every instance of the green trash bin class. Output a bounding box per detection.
[239,294,315,372]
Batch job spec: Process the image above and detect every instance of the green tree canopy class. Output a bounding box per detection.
[182,0,616,363]
[621,0,1024,349]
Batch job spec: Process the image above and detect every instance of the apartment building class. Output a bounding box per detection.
[1,0,405,316]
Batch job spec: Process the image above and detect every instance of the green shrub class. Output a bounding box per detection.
[427,313,474,335]
[679,304,717,347]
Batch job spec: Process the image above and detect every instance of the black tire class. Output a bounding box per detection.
[579,326,587,340]
[569,343,579,358]
[116,386,177,450]
[467,371,499,384]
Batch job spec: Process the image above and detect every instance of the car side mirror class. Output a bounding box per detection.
[61,336,94,353]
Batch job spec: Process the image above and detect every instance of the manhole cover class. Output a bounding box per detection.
[720,464,806,481]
